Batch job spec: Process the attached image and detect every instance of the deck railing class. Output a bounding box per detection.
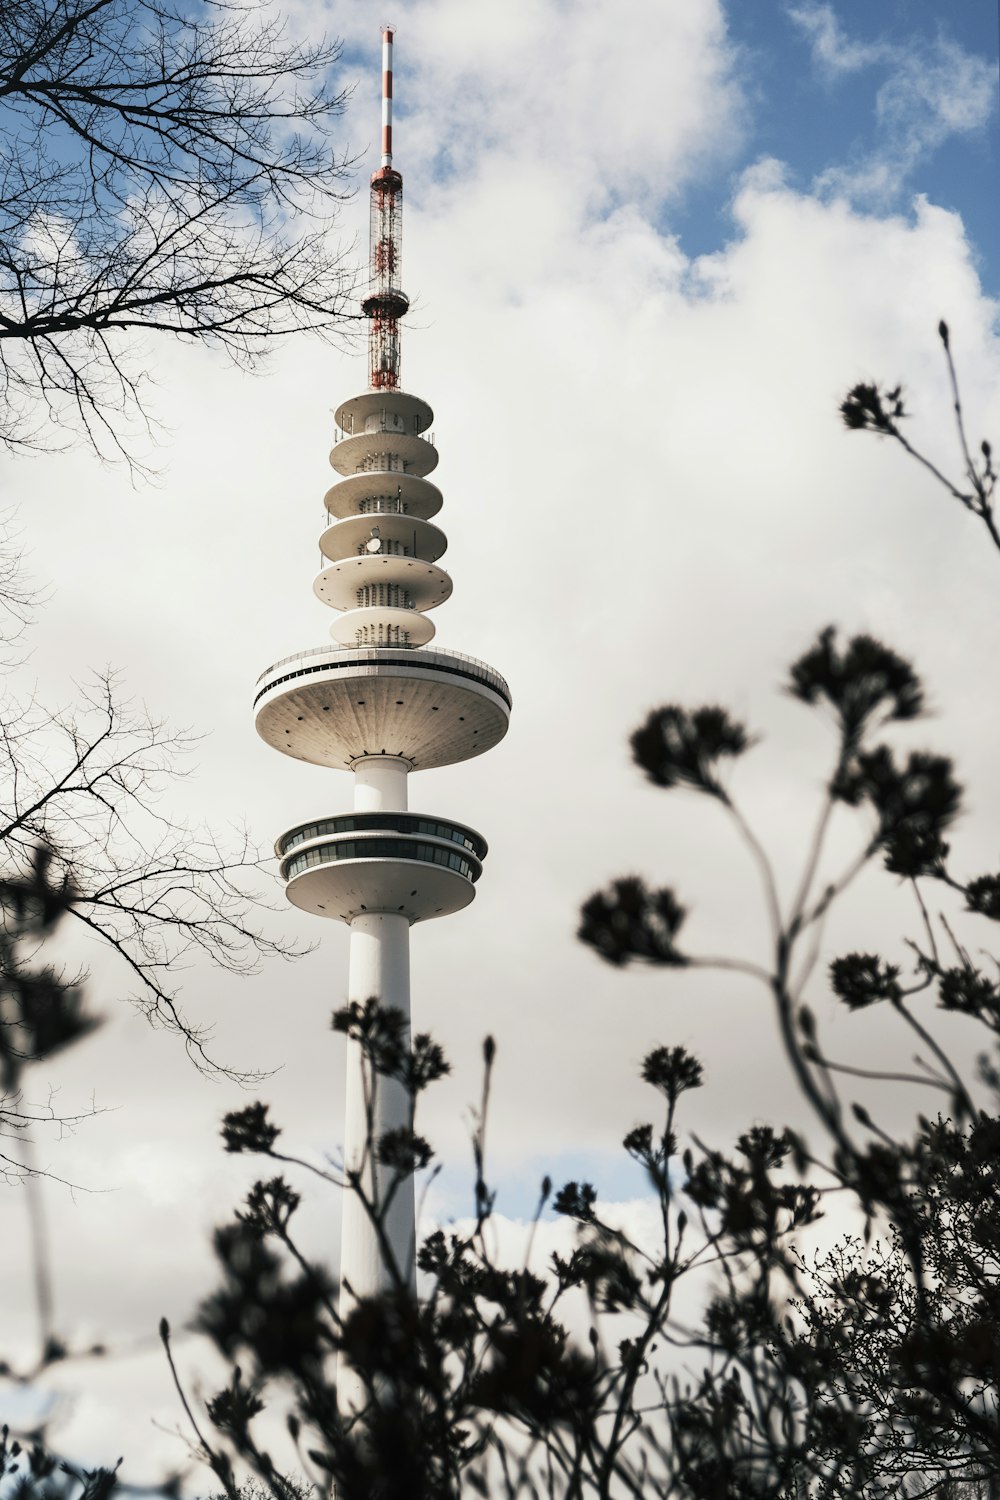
[255,644,511,705]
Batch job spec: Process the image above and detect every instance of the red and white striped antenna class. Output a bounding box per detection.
[380,24,394,168]
[362,25,408,390]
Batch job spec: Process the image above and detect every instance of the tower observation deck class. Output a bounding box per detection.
[253,26,510,1406]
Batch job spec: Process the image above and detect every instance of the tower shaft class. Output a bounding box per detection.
[342,909,415,1295]
[344,755,414,1300]
[340,905,414,1417]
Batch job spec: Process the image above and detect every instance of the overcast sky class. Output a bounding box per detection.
[1,0,999,1478]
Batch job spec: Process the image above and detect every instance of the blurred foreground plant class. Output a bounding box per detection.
[162,617,1000,1500]
[0,850,128,1498]
[579,618,1000,1498]
[841,320,997,556]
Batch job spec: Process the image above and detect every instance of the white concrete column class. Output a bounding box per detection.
[339,758,414,1411]
[342,756,413,1305]
[353,755,409,812]
[339,910,415,1405]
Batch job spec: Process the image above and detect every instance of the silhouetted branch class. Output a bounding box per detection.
[841,321,999,557]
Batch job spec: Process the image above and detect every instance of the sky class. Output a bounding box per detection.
[0,0,999,1479]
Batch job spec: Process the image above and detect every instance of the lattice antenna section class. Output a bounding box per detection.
[362,26,409,391]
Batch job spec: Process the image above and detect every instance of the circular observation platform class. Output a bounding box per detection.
[314,556,452,611]
[324,472,443,521]
[277,811,486,923]
[330,430,438,480]
[320,514,447,565]
[361,288,410,322]
[254,646,511,770]
[334,390,433,437]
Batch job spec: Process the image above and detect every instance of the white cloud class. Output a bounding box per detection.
[787,2,889,77]
[789,7,997,207]
[876,39,996,152]
[290,0,749,210]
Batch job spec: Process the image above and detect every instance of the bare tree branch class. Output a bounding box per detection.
[0,0,360,462]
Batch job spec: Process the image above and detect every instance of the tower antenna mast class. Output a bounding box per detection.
[363,25,409,391]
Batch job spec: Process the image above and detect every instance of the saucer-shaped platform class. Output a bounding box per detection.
[254,646,511,771]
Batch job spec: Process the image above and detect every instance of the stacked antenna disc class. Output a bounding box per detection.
[318,391,451,649]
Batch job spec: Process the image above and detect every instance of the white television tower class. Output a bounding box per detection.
[254,25,511,1401]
